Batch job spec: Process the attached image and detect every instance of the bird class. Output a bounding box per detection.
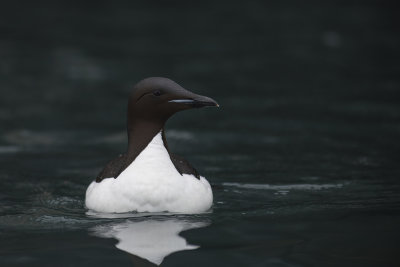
[85,77,219,213]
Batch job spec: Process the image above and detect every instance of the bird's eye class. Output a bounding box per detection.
[153,90,162,96]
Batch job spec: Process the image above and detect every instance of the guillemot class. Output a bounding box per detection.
[85,77,218,213]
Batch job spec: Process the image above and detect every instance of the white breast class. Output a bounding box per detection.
[85,133,213,213]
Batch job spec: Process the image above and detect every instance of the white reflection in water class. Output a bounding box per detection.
[91,218,209,266]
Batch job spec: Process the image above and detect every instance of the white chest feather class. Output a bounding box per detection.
[85,133,213,213]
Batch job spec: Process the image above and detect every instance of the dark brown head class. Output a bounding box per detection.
[126,77,218,152]
[128,77,218,126]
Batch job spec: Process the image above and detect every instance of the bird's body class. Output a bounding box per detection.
[86,132,213,213]
[85,77,218,214]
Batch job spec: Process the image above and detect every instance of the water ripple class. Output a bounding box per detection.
[223,182,345,191]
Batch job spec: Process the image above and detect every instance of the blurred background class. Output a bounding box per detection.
[0,1,399,266]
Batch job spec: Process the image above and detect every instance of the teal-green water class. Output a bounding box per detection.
[0,1,399,266]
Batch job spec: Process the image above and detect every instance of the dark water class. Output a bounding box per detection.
[1,1,399,266]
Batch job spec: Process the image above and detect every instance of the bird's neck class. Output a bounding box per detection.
[126,120,166,162]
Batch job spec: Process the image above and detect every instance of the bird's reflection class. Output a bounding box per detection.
[90,216,209,266]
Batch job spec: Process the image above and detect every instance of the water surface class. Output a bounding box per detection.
[0,1,399,266]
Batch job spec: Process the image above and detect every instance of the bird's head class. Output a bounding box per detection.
[127,77,218,125]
